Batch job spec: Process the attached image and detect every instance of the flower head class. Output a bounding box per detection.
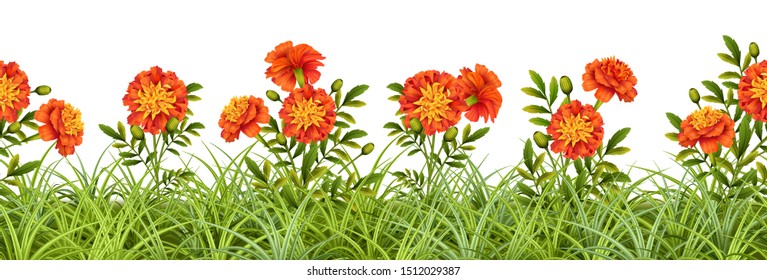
[677,106,734,154]
[399,70,466,135]
[123,66,188,135]
[456,64,502,123]
[582,57,638,103]
[279,85,336,143]
[219,95,270,142]
[35,99,84,156]
[0,61,31,123]
[547,100,604,160]
[265,41,325,92]
[738,61,767,122]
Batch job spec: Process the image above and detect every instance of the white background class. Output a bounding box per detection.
[4,0,766,180]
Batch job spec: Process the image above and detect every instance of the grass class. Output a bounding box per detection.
[1,139,765,260]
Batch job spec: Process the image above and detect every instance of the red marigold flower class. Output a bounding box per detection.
[399,70,466,135]
[0,61,31,123]
[738,60,767,122]
[265,41,325,92]
[279,85,336,143]
[35,99,84,157]
[547,100,604,160]
[219,95,270,142]
[456,64,502,123]
[582,57,638,103]
[677,106,734,154]
[123,66,188,135]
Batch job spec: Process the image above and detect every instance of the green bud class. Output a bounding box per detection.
[276,133,287,146]
[130,125,144,140]
[331,79,343,93]
[34,85,52,96]
[409,118,423,134]
[750,42,760,58]
[266,90,281,102]
[444,127,458,142]
[165,117,179,133]
[533,131,549,149]
[7,122,21,133]
[361,143,375,155]
[560,76,573,95]
[688,88,700,104]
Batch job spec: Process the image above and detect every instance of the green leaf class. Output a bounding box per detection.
[446,161,465,168]
[341,129,367,143]
[723,35,741,64]
[523,139,534,171]
[121,159,142,167]
[536,172,556,185]
[6,160,39,177]
[186,83,203,93]
[756,161,767,182]
[336,112,356,124]
[343,85,369,106]
[187,95,202,101]
[383,122,402,131]
[99,124,124,141]
[722,81,738,90]
[711,169,729,186]
[738,117,752,158]
[344,100,366,108]
[532,152,545,173]
[523,105,550,114]
[529,117,551,127]
[529,70,545,93]
[516,182,536,197]
[666,113,682,130]
[549,76,559,106]
[117,122,126,140]
[7,155,19,174]
[387,83,404,93]
[185,122,205,131]
[606,127,631,152]
[742,52,752,71]
[701,95,724,104]
[118,152,137,158]
[516,167,534,180]
[465,127,490,143]
[675,148,698,161]
[600,172,632,183]
[719,71,742,80]
[682,158,705,167]
[521,87,546,100]
[665,132,680,142]
[717,53,738,66]
[702,80,724,101]
[605,147,630,156]
[462,123,471,143]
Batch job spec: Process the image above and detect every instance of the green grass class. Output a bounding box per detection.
[1,140,765,260]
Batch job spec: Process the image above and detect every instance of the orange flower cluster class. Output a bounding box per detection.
[399,64,503,135]
[278,85,336,143]
[738,60,767,122]
[582,57,638,103]
[547,100,604,160]
[0,61,31,123]
[219,95,270,142]
[265,41,325,92]
[677,106,734,154]
[35,99,84,156]
[123,66,188,135]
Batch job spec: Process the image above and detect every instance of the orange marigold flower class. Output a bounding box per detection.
[265,41,325,92]
[123,66,188,135]
[399,70,466,135]
[0,61,31,123]
[279,85,336,143]
[677,106,734,154]
[547,100,604,160]
[35,99,84,157]
[738,60,767,122]
[219,95,270,142]
[456,64,502,123]
[582,57,638,103]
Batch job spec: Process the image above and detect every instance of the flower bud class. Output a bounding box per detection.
[533,131,549,149]
[444,127,458,142]
[409,118,423,134]
[266,90,281,102]
[276,133,287,146]
[7,122,21,133]
[688,88,700,104]
[331,79,343,93]
[165,117,179,132]
[130,125,144,140]
[560,76,573,95]
[361,143,375,155]
[34,85,52,96]
[750,42,760,58]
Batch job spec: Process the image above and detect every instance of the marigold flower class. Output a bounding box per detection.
[219,95,270,142]
[35,99,84,156]
[265,41,325,92]
[123,66,188,135]
[738,61,767,122]
[0,61,31,123]
[547,100,604,160]
[399,70,466,135]
[582,57,638,103]
[677,106,734,154]
[279,85,336,143]
[456,64,502,123]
